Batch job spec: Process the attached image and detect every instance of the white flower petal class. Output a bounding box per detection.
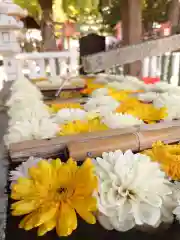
[97,213,114,230]
[95,149,173,231]
[139,203,161,227]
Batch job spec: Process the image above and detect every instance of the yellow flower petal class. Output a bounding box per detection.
[49,103,83,113]
[34,203,58,227]
[57,159,77,187]
[51,158,62,170]
[56,202,77,237]
[23,211,40,231]
[11,158,97,237]
[74,159,98,196]
[11,178,34,199]
[143,141,180,180]
[72,197,96,224]
[11,200,38,216]
[19,213,34,229]
[29,160,53,185]
[38,216,56,236]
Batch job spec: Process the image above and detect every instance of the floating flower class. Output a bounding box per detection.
[49,103,83,113]
[82,79,105,95]
[91,88,132,102]
[143,141,180,180]
[58,119,108,136]
[102,113,144,129]
[153,93,180,120]
[116,99,167,123]
[10,157,54,190]
[107,76,145,91]
[137,92,159,102]
[116,98,141,113]
[143,82,174,93]
[94,150,171,231]
[11,158,97,237]
[4,117,59,146]
[109,90,133,102]
[84,96,119,113]
[91,88,109,97]
[172,182,180,221]
[53,108,87,124]
[10,157,45,182]
[5,76,59,146]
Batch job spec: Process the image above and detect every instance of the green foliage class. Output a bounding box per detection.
[100,0,122,27]
[142,0,170,30]
[14,0,41,20]
[100,0,171,31]
[61,0,100,20]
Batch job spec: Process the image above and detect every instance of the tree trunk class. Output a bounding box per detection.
[121,0,142,77]
[38,0,58,51]
[168,0,180,27]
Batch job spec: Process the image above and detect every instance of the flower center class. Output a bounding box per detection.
[118,188,136,200]
[57,187,67,194]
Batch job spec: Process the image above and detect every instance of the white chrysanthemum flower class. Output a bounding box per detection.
[94,74,113,84]
[153,93,180,120]
[143,82,178,94]
[94,150,172,231]
[9,157,43,182]
[9,76,43,99]
[143,82,167,93]
[107,78,144,91]
[91,88,109,97]
[102,113,144,129]
[137,92,159,102]
[8,102,50,123]
[84,96,119,113]
[5,77,59,146]
[5,117,59,146]
[53,108,87,124]
[9,156,52,183]
[172,182,180,221]
[168,86,180,95]
[95,74,126,84]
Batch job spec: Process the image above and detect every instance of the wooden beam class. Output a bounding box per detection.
[9,128,137,162]
[82,34,180,73]
[9,120,180,162]
[121,0,142,76]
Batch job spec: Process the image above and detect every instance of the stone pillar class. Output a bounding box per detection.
[121,0,142,77]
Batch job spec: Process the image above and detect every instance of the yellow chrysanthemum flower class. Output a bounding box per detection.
[81,78,105,95]
[31,77,47,82]
[116,98,141,112]
[11,158,97,237]
[143,141,180,180]
[58,119,108,136]
[109,90,132,102]
[49,103,83,113]
[116,99,167,123]
[109,89,144,102]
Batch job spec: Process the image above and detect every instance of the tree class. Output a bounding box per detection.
[14,0,59,50]
[61,0,100,21]
[142,0,170,32]
[14,0,41,21]
[168,0,180,27]
[100,0,176,33]
[38,0,58,51]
